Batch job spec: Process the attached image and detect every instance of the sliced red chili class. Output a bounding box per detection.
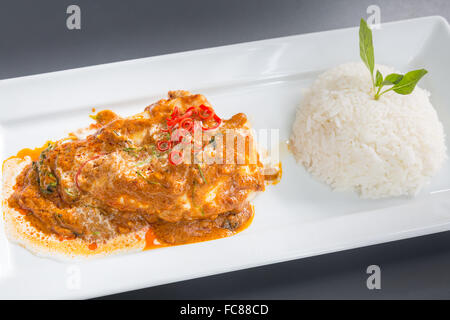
[168,110,193,128]
[202,114,222,131]
[156,140,171,152]
[168,150,183,165]
[162,104,221,164]
[178,109,194,122]
[166,107,180,128]
[169,107,179,120]
[185,106,198,116]
[167,117,179,128]
[180,118,194,132]
[198,105,214,120]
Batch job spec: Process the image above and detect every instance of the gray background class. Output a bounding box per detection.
[1,0,450,299]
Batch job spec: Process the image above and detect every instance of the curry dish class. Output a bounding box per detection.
[4,91,280,257]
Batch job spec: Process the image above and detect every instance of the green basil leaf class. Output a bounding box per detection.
[375,70,383,87]
[382,73,403,86]
[359,19,375,77]
[392,69,428,95]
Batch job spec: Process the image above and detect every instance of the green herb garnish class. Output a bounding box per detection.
[359,18,375,88]
[375,69,428,98]
[39,143,53,164]
[136,158,152,167]
[43,172,58,193]
[64,188,76,197]
[123,147,142,152]
[146,144,160,158]
[123,147,140,157]
[196,164,207,184]
[123,146,145,158]
[162,132,171,140]
[136,170,161,186]
[359,18,428,100]
[47,182,57,192]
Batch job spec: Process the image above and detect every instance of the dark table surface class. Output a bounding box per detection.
[1,0,450,299]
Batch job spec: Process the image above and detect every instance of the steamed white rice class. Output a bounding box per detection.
[291,62,447,199]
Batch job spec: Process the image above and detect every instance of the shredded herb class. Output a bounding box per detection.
[47,182,57,191]
[359,18,428,100]
[39,143,53,164]
[43,172,58,193]
[136,170,161,186]
[136,158,152,167]
[196,164,207,184]
[124,147,142,152]
[123,146,144,158]
[54,213,63,221]
[123,147,137,157]
[148,144,162,158]
[64,188,76,197]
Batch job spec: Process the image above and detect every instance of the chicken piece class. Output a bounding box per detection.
[8,91,273,244]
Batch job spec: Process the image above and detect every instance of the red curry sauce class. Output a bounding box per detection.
[5,91,281,251]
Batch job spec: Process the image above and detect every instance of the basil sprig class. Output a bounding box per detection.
[359,18,375,88]
[359,18,428,100]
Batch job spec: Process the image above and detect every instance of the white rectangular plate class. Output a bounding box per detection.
[1,16,450,299]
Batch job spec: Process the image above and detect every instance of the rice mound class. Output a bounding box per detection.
[291,62,447,199]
